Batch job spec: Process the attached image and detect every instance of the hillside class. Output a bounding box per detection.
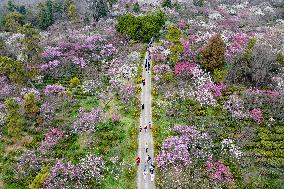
[0,0,284,189]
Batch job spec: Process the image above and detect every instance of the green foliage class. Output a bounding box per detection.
[24,93,40,118]
[37,0,54,30]
[94,0,109,21]
[213,68,227,83]
[4,98,26,137]
[243,37,257,60]
[69,76,81,87]
[200,33,225,71]
[116,11,166,42]
[276,52,284,66]
[132,2,140,13]
[193,0,204,7]
[0,56,26,85]
[162,0,172,8]
[7,1,27,15]
[67,3,78,22]
[3,11,25,32]
[29,166,49,189]
[165,25,182,42]
[20,24,42,77]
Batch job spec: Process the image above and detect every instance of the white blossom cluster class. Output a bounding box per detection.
[20,88,41,97]
[82,80,102,95]
[79,155,105,180]
[221,138,243,160]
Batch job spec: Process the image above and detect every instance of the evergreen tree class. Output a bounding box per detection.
[24,92,40,118]
[200,33,225,72]
[133,2,140,13]
[38,0,54,30]
[3,11,24,32]
[0,56,26,85]
[162,0,172,8]
[5,98,26,137]
[67,3,78,22]
[20,24,43,78]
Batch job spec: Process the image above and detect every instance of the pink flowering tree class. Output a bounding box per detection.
[39,128,65,153]
[72,108,104,133]
[249,108,263,123]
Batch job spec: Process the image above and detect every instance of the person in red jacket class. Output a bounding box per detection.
[136,156,141,166]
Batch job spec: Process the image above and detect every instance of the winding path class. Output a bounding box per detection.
[137,45,155,189]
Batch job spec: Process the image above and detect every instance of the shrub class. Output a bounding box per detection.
[4,98,26,137]
[67,3,78,22]
[24,92,40,118]
[166,25,182,42]
[37,0,54,30]
[200,33,225,72]
[70,76,81,87]
[132,2,140,13]
[3,11,25,32]
[162,0,172,8]
[29,166,49,189]
[0,56,26,85]
[227,43,279,88]
[116,11,166,42]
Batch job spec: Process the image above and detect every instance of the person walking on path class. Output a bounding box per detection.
[142,79,145,86]
[136,156,141,166]
[149,163,155,174]
[145,142,149,153]
[144,125,147,133]
[149,121,152,129]
[147,155,151,164]
[141,104,144,110]
[139,125,142,132]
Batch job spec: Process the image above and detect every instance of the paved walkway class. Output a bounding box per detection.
[137,45,155,189]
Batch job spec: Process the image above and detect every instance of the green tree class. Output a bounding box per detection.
[133,2,140,13]
[5,98,26,137]
[166,25,182,42]
[3,11,24,32]
[0,56,26,85]
[38,0,54,30]
[162,0,172,8]
[24,92,40,118]
[20,24,43,78]
[116,11,166,42]
[67,3,78,22]
[200,33,225,71]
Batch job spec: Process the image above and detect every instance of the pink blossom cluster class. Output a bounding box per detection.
[152,64,171,81]
[248,88,280,97]
[249,108,263,123]
[180,36,198,61]
[206,156,234,184]
[41,33,117,70]
[174,61,196,76]
[201,82,225,97]
[100,44,118,57]
[39,128,65,153]
[42,156,105,188]
[121,84,135,103]
[44,84,65,95]
[72,57,87,68]
[226,33,250,58]
[223,94,248,119]
[39,60,61,71]
[111,110,120,123]
[72,108,104,133]
[150,45,167,63]
[42,47,63,59]
[41,160,84,189]
[177,19,187,29]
